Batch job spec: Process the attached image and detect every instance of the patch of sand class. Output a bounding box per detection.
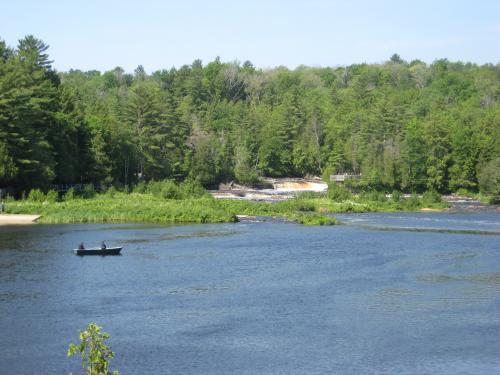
[0,214,41,225]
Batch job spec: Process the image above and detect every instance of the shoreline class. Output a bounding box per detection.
[0,214,41,225]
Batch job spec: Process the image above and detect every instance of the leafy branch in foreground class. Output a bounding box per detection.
[68,323,118,375]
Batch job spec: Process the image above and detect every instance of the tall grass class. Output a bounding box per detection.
[5,182,450,226]
[8,193,235,224]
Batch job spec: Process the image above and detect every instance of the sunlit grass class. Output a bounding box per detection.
[6,189,448,226]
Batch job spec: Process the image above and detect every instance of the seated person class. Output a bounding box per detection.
[101,241,107,250]
[78,242,85,250]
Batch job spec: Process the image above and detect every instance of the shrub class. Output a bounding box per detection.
[391,190,402,203]
[422,190,442,204]
[27,189,45,202]
[45,190,59,203]
[160,180,180,199]
[361,190,386,203]
[283,198,316,212]
[484,195,500,205]
[133,181,147,194]
[328,184,351,201]
[82,184,96,199]
[104,186,118,198]
[404,193,420,209]
[179,179,208,199]
[478,158,500,195]
[4,194,15,202]
[64,188,77,201]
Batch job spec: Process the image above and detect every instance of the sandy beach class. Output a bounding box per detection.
[0,214,41,225]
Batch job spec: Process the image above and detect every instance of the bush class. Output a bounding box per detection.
[391,190,402,203]
[282,198,316,212]
[361,190,386,203]
[45,190,59,203]
[133,181,147,194]
[422,190,442,204]
[64,188,77,201]
[160,180,180,199]
[104,186,118,198]
[484,195,500,205]
[82,184,96,199]
[27,189,45,202]
[328,184,351,201]
[478,158,500,195]
[404,193,420,209]
[143,179,208,200]
[4,194,15,202]
[179,179,208,199]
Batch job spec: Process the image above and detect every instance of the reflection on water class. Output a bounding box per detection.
[122,229,243,244]
[0,213,499,375]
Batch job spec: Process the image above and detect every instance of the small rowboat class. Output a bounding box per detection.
[74,247,122,256]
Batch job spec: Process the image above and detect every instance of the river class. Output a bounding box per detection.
[0,212,499,374]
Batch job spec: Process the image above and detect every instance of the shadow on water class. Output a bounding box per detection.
[122,230,244,244]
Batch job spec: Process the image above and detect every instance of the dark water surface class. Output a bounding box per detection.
[0,212,499,374]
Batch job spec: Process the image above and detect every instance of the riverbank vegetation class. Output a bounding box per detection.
[0,36,499,200]
[3,180,448,226]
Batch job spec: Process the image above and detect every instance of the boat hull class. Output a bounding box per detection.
[74,247,122,256]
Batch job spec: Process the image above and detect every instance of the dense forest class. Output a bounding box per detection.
[1,35,499,194]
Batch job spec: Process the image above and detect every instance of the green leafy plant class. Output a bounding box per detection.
[27,189,46,202]
[45,189,59,202]
[67,323,118,375]
[422,190,442,204]
[327,183,351,201]
[64,188,77,201]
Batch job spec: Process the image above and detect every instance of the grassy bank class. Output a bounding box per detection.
[5,193,339,225]
[4,187,449,226]
[5,194,236,224]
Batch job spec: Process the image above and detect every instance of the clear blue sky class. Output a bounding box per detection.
[1,0,499,73]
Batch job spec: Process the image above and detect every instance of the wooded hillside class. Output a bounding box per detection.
[1,36,499,193]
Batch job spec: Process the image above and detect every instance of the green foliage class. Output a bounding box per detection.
[67,323,118,375]
[82,184,96,199]
[485,195,500,205]
[422,190,442,205]
[104,186,117,198]
[45,189,59,202]
[64,187,77,201]
[1,35,499,198]
[178,179,209,199]
[27,189,45,202]
[360,190,387,203]
[295,214,339,226]
[144,179,208,199]
[327,184,351,201]
[477,158,500,195]
[404,193,421,210]
[132,181,147,194]
[391,190,402,203]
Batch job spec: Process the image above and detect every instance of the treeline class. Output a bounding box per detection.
[1,35,499,194]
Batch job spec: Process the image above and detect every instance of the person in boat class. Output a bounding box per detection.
[78,242,85,250]
[101,241,107,250]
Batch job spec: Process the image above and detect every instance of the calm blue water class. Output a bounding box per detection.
[0,212,499,374]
